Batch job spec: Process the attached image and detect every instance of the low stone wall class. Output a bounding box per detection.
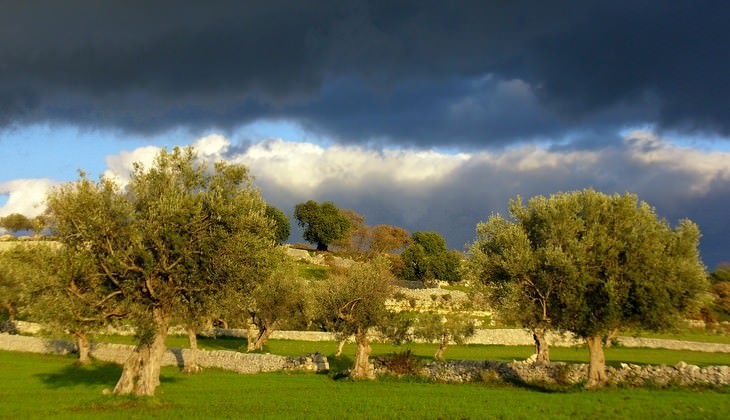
[0,333,329,374]
[379,358,730,387]
[465,329,584,347]
[616,336,730,353]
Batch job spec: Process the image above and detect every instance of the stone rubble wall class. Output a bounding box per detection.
[615,336,730,353]
[405,358,730,387]
[0,333,329,374]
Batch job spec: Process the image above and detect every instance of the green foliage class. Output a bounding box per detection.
[297,263,329,280]
[401,231,462,282]
[710,263,730,284]
[265,205,290,244]
[411,232,448,254]
[412,296,477,360]
[379,350,421,375]
[314,256,393,339]
[28,244,125,338]
[0,244,55,320]
[413,312,476,346]
[294,200,351,251]
[0,213,33,233]
[467,189,709,341]
[45,147,280,390]
[249,254,312,337]
[710,282,730,316]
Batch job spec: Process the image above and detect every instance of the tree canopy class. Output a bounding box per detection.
[294,200,351,251]
[467,189,707,387]
[369,224,410,255]
[265,205,291,244]
[45,146,280,396]
[401,231,462,282]
[0,213,33,233]
[314,257,393,379]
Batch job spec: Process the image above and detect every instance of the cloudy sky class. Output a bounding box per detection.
[1,1,728,268]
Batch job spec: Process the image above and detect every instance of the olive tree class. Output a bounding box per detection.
[294,200,351,251]
[401,231,462,282]
[246,252,311,351]
[265,205,290,244]
[468,189,707,387]
[412,299,476,361]
[0,244,50,322]
[30,244,125,364]
[466,214,564,363]
[45,147,278,396]
[369,224,410,255]
[314,257,393,379]
[331,209,369,256]
[0,213,33,233]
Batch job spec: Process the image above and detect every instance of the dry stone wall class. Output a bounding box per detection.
[376,358,730,387]
[0,333,329,374]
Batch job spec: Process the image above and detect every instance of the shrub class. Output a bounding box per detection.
[381,350,421,376]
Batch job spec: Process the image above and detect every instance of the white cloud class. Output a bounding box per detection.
[624,130,730,193]
[2,130,729,265]
[0,178,56,218]
[229,139,470,191]
[103,145,161,186]
[193,133,230,157]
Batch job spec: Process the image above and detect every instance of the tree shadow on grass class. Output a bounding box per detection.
[198,335,245,351]
[327,354,354,375]
[36,361,178,389]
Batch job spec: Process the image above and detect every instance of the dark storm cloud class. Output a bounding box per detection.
[2,1,729,145]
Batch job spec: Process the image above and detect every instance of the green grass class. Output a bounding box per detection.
[92,335,730,369]
[297,263,329,280]
[1,350,728,419]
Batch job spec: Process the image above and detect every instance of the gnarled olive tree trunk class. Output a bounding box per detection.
[352,328,373,379]
[73,330,91,365]
[113,309,169,396]
[3,303,16,321]
[532,327,550,364]
[604,328,620,347]
[246,318,273,352]
[335,337,347,358]
[248,327,273,352]
[434,333,449,361]
[182,325,202,373]
[586,335,608,388]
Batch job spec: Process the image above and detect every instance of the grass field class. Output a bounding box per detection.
[90,335,730,370]
[1,350,728,419]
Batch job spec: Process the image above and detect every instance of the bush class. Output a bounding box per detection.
[380,350,421,376]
